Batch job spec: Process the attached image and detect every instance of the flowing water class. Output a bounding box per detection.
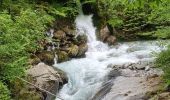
[54,14,168,100]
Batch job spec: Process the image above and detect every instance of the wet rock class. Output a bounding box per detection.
[53,67,68,85]
[98,26,110,41]
[98,26,117,45]
[109,61,154,70]
[107,69,121,79]
[53,30,66,39]
[68,44,79,57]
[36,51,55,65]
[106,36,116,45]
[27,63,68,100]
[77,43,88,57]
[107,63,133,69]
[134,61,153,70]
[76,34,88,44]
[91,80,114,100]
[145,66,150,71]
[57,51,69,63]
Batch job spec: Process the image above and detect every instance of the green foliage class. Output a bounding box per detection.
[0,8,54,81]
[0,0,81,99]
[0,0,58,99]
[139,26,170,39]
[156,46,170,85]
[96,0,170,39]
[0,81,10,100]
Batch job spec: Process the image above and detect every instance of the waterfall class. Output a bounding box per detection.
[75,14,109,53]
[54,13,167,100]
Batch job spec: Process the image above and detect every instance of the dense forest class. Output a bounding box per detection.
[0,0,170,100]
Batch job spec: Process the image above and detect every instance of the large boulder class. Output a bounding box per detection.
[27,63,68,100]
[106,36,116,45]
[77,43,88,57]
[98,26,117,45]
[98,26,110,41]
[53,30,66,39]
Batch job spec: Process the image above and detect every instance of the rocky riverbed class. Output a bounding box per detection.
[30,23,89,66]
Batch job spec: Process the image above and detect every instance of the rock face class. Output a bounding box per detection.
[102,76,162,100]
[27,63,68,100]
[97,26,116,45]
[93,60,163,100]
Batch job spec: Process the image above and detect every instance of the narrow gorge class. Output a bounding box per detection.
[1,1,170,100]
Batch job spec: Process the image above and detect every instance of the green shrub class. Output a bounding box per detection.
[0,8,54,81]
[0,81,10,100]
[96,0,170,39]
[156,46,170,85]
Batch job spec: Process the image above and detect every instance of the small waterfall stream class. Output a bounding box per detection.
[54,14,167,100]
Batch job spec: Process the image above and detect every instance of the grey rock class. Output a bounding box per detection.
[27,63,68,99]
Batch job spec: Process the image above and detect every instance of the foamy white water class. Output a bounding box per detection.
[54,14,168,100]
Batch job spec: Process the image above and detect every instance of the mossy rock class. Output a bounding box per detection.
[53,30,66,40]
[68,44,79,57]
[76,35,88,44]
[77,43,88,57]
[29,56,41,65]
[62,27,76,37]
[36,51,55,65]
[57,51,69,63]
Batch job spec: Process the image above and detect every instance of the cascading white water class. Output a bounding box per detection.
[54,14,168,100]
